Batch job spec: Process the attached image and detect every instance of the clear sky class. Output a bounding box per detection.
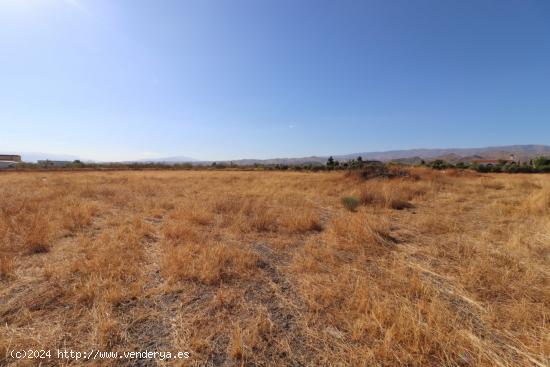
[1,0,549,161]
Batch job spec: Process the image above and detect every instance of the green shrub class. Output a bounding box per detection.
[341,196,360,212]
[429,159,451,170]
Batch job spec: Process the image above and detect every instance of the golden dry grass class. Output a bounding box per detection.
[0,169,548,366]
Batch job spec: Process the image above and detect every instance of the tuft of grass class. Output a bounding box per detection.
[62,202,97,233]
[341,196,360,212]
[229,325,245,361]
[0,255,15,279]
[92,302,123,349]
[23,218,51,254]
[360,180,424,210]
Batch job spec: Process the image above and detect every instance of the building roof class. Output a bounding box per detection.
[0,155,21,162]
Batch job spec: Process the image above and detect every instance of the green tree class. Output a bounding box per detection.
[327,156,335,168]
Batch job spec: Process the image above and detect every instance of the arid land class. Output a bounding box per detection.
[0,169,548,366]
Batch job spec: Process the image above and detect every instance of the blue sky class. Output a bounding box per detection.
[1,0,549,161]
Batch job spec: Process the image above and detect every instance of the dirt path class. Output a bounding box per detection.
[118,214,182,366]
[248,243,310,365]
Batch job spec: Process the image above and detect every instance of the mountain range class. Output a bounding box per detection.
[198,145,550,166]
[4,145,550,165]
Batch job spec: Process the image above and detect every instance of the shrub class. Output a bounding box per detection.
[360,184,385,206]
[533,156,550,168]
[428,160,451,170]
[341,196,360,212]
[360,164,389,180]
[360,181,421,210]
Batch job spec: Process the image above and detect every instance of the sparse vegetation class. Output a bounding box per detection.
[9,154,550,176]
[0,169,548,366]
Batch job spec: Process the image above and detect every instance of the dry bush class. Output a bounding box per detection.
[229,325,245,361]
[61,200,97,232]
[22,213,52,254]
[359,182,385,206]
[360,179,427,209]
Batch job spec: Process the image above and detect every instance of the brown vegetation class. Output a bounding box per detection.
[0,169,548,366]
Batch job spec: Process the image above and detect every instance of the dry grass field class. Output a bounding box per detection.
[0,169,548,366]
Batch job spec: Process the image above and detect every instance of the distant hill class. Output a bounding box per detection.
[337,145,550,162]
[5,145,550,166]
[198,145,550,166]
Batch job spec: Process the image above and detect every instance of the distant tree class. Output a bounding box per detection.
[429,159,450,170]
[533,156,550,170]
[72,160,84,168]
[326,156,338,170]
